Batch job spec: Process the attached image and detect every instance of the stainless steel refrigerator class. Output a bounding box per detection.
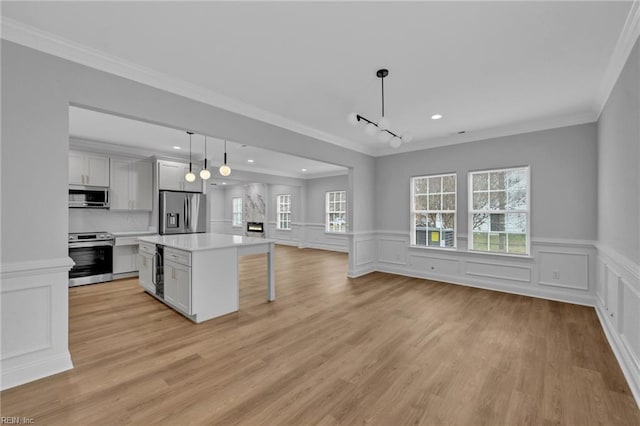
[159,191,207,235]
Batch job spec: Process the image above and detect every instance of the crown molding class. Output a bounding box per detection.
[1,17,374,156]
[594,0,640,118]
[376,110,597,156]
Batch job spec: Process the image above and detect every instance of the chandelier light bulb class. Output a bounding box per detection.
[389,137,402,148]
[377,131,393,143]
[219,164,231,177]
[200,168,211,180]
[401,133,414,143]
[377,117,390,131]
[365,122,378,136]
[185,171,196,182]
[347,112,359,126]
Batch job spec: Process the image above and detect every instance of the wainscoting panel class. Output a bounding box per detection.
[1,258,74,390]
[596,257,606,306]
[1,285,52,359]
[378,238,407,265]
[374,233,595,305]
[466,260,531,283]
[538,251,589,290]
[410,254,461,276]
[595,244,640,409]
[348,232,377,277]
[354,238,376,267]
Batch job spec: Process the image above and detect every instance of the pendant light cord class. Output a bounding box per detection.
[381,75,385,118]
[187,131,193,172]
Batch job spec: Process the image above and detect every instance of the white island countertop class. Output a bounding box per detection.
[138,232,274,252]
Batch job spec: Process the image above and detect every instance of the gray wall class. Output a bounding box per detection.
[375,123,598,240]
[305,175,349,224]
[1,40,375,264]
[597,38,640,263]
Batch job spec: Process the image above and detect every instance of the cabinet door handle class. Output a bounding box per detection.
[86,174,90,184]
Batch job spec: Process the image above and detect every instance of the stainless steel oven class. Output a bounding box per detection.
[68,232,114,286]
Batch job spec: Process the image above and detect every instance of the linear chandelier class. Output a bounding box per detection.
[348,69,412,148]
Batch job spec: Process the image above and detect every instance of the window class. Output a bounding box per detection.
[325,191,346,233]
[469,166,530,255]
[277,194,292,230]
[232,197,242,227]
[411,173,457,248]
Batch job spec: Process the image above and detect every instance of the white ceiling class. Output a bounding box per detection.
[2,1,635,156]
[69,106,347,180]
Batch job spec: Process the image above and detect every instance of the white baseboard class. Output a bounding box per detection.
[1,351,73,390]
[348,264,376,278]
[302,242,349,253]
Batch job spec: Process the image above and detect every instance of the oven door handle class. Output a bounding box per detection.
[69,241,114,248]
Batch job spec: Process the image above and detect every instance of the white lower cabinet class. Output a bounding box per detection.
[113,245,138,274]
[164,248,192,315]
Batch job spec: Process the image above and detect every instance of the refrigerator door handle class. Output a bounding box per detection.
[185,196,189,231]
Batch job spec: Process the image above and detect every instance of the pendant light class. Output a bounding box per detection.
[200,135,211,180]
[348,68,413,148]
[219,139,231,177]
[185,131,196,182]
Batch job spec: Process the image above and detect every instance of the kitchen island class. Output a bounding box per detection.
[137,233,275,323]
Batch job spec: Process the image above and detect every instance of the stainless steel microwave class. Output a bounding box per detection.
[69,185,110,209]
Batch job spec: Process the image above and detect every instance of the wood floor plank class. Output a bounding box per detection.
[1,245,638,425]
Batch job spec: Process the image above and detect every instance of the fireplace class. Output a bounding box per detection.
[247,222,264,233]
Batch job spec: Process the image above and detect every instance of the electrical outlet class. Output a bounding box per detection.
[552,271,560,280]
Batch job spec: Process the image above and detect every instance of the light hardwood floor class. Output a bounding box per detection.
[2,245,639,425]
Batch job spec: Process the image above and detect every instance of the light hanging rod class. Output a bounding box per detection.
[378,68,387,117]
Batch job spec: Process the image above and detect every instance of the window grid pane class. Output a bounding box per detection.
[277,194,292,230]
[411,174,456,248]
[232,197,243,227]
[469,167,529,255]
[326,191,346,233]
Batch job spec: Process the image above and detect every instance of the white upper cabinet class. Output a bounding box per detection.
[158,160,203,192]
[69,150,110,187]
[110,157,152,211]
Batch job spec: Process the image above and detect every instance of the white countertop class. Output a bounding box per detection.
[111,230,158,237]
[138,233,274,252]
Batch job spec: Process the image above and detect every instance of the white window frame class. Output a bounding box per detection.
[468,166,531,256]
[232,197,243,228]
[325,190,346,233]
[276,194,292,230]
[410,173,457,249]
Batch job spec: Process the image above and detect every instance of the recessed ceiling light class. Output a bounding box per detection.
[431,114,443,120]
[247,159,255,163]
[172,146,182,150]
[301,168,307,172]
[222,182,227,185]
